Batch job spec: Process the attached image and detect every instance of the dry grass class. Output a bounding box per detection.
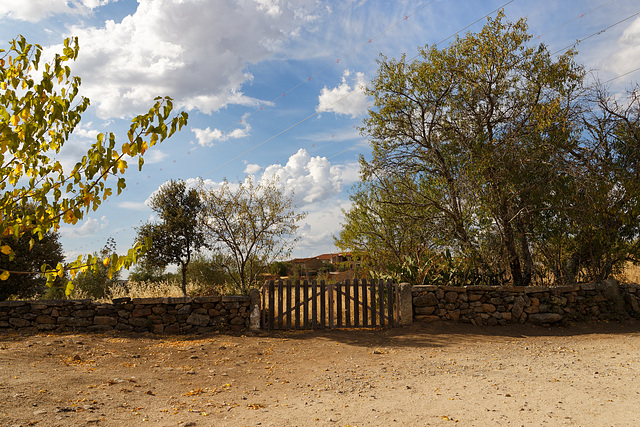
[617,262,640,284]
[69,279,234,303]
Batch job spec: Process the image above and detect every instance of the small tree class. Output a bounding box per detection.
[71,237,121,299]
[200,178,305,294]
[0,36,188,294]
[135,179,208,296]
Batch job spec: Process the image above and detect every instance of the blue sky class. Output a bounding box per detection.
[1,0,639,267]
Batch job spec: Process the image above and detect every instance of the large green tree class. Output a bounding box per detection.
[199,178,305,294]
[0,36,188,295]
[135,179,208,296]
[359,12,584,286]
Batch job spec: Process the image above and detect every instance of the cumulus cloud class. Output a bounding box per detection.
[316,69,370,118]
[261,148,344,205]
[60,215,109,238]
[244,163,263,174]
[0,0,114,22]
[192,115,252,146]
[607,17,640,77]
[44,0,316,118]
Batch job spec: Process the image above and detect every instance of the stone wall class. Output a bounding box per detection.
[411,280,640,326]
[0,294,260,334]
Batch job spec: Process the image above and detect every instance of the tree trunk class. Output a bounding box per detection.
[515,217,533,286]
[180,262,188,296]
[498,198,523,286]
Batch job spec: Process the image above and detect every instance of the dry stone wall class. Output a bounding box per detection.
[0,295,258,334]
[411,280,640,325]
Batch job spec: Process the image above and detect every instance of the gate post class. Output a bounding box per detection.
[399,283,413,326]
[249,288,261,329]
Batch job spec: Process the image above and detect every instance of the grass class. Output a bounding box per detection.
[68,279,242,302]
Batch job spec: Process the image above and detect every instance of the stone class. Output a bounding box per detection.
[152,306,166,315]
[413,293,438,307]
[93,316,117,326]
[131,308,152,318]
[468,294,483,302]
[187,312,210,327]
[415,306,436,315]
[230,316,246,326]
[35,315,56,324]
[444,292,458,303]
[73,310,95,318]
[482,304,496,313]
[624,294,640,312]
[529,313,563,324]
[177,304,192,315]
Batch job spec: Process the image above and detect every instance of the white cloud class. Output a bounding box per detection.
[244,163,263,174]
[316,69,370,118]
[60,215,109,238]
[49,0,316,118]
[73,122,100,139]
[261,148,344,205]
[117,201,148,211]
[608,17,640,77]
[192,114,251,146]
[0,0,114,22]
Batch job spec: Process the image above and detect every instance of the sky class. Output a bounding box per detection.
[1,0,639,269]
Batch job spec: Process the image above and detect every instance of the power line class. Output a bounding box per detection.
[551,9,640,55]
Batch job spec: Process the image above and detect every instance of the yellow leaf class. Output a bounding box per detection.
[20,109,29,121]
[103,257,110,267]
[0,270,9,281]
[10,115,19,126]
[117,160,127,174]
[1,245,11,255]
[0,82,6,90]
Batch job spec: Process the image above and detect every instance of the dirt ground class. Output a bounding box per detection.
[1,321,640,427]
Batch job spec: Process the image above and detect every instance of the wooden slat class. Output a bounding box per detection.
[362,279,368,328]
[387,279,393,327]
[377,279,384,327]
[312,280,318,329]
[345,279,351,327]
[303,280,309,329]
[328,282,334,328]
[295,279,301,329]
[277,280,284,329]
[353,279,360,327]
[395,283,400,327]
[268,280,275,330]
[336,281,342,327]
[320,280,326,329]
[286,280,292,329]
[370,279,377,327]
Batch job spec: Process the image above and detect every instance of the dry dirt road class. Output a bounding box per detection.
[1,321,639,426]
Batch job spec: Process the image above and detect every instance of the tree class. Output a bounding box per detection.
[199,178,305,294]
[135,180,207,296]
[0,36,188,294]
[534,85,640,284]
[360,12,584,285]
[335,176,442,281]
[0,223,64,300]
[71,237,121,299]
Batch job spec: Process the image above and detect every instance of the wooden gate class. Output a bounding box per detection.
[261,279,399,330]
